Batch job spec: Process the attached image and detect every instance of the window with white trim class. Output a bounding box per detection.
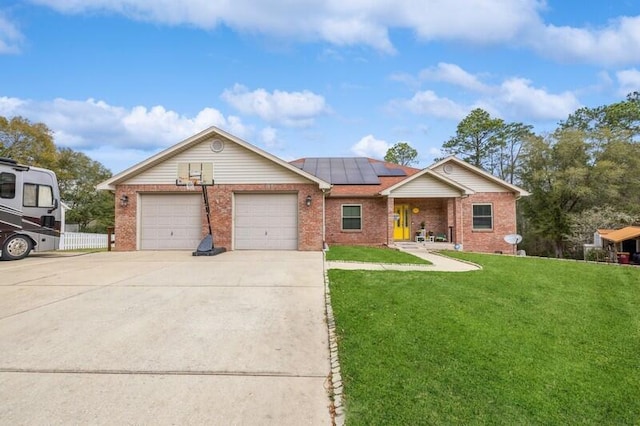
[342,204,362,230]
[472,203,493,230]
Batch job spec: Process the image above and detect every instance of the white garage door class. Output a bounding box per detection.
[140,194,202,250]
[235,193,298,250]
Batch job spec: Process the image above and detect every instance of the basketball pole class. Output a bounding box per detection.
[201,184,213,237]
[175,162,226,256]
[192,182,226,256]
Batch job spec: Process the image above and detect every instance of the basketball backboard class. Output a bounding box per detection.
[176,162,214,186]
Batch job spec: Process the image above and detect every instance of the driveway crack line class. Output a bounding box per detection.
[0,368,326,378]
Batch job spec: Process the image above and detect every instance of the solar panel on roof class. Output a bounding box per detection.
[305,158,317,172]
[335,158,352,184]
[343,158,359,184]
[298,157,388,184]
[371,162,407,176]
[306,158,327,181]
[355,158,380,184]
[315,160,332,182]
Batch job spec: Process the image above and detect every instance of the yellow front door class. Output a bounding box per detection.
[393,204,410,240]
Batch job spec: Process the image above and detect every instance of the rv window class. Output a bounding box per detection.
[0,172,16,199]
[23,183,54,208]
[38,185,54,207]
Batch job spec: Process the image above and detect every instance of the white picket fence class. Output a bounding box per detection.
[60,232,110,250]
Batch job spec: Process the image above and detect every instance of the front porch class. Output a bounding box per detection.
[390,198,460,246]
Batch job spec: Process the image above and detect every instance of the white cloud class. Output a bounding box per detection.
[221,84,328,127]
[0,13,23,54]
[318,16,394,53]
[392,65,581,123]
[400,0,540,43]
[30,0,398,52]
[529,16,640,66]
[27,0,640,64]
[0,96,249,172]
[350,134,389,158]
[392,90,468,120]
[120,105,235,144]
[260,126,281,148]
[0,96,26,115]
[419,63,491,93]
[497,78,581,120]
[616,68,640,97]
[21,0,537,54]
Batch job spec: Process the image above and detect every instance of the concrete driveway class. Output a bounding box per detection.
[0,250,331,425]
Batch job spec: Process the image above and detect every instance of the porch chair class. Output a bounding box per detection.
[415,229,426,243]
[435,233,447,242]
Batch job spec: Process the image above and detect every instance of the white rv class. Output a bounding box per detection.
[0,157,61,260]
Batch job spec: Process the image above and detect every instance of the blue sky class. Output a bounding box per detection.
[2,1,640,174]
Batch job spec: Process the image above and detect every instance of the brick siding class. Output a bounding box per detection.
[114,183,324,251]
[325,197,389,246]
[115,185,519,254]
[461,192,517,253]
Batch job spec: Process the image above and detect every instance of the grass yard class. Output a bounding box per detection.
[329,252,640,425]
[325,245,431,265]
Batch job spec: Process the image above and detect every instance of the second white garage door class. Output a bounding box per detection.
[235,193,298,250]
[140,194,202,250]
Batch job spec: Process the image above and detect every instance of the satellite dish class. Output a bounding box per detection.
[504,234,523,245]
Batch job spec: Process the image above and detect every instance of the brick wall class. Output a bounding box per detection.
[114,183,324,251]
[323,193,520,253]
[325,197,389,246]
[460,192,517,253]
[112,185,518,253]
[389,195,518,253]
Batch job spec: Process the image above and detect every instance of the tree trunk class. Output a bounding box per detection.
[554,240,563,258]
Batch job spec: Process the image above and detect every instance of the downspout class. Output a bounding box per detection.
[460,197,464,248]
[387,196,393,247]
[515,193,520,235]
[460,192,469,249]
[322,188,328,249]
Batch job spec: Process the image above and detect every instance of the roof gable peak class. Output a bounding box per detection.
[429,155,530,196]
[97,126,330,190]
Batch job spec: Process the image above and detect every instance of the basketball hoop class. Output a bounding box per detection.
[176,162,213,188]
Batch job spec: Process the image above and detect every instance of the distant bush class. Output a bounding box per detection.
[585,248,610,262]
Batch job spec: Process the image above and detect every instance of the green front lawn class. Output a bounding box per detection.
[329,253,640,424]
[325,244,431,264]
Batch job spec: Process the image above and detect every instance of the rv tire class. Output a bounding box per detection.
[2,234,32,260]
